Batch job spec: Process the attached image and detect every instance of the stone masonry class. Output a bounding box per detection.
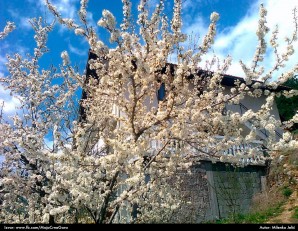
[176,161,266,223]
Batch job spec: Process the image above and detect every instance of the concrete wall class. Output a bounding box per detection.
[175,161,266,223]
[115,160,266,223]
[224,86,283,139]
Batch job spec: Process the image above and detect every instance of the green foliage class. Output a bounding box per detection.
[292,207,298,219]
[276,76,298,131]
[282,186,293,198]
[210,202,284,224]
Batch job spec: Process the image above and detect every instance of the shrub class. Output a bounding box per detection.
[282,187,293,198]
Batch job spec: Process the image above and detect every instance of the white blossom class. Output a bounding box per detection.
[0,1,297,224]
[61,51,70,66]
[0,21,16,40]
[210,12,219,22]
[49,206,70,216]
[74,28,85,35]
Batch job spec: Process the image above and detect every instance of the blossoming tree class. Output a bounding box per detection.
[0,0,298,224]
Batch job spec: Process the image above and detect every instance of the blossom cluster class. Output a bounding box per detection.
[0,0,297,224]
[0,21,15,40]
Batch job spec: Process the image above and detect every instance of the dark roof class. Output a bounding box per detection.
[220,73,290,91]
[79,51,291,121]
[85,51,290,92]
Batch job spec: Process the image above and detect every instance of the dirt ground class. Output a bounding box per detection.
[267,187,298,223]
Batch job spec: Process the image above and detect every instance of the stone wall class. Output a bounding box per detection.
[175,166,211,223]
[177,161,266,222]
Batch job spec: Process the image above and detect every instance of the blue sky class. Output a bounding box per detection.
[0,0,298,115]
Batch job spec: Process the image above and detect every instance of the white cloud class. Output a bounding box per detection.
[19,17,32,30]
[182,0,298,79]
[214,0,298,77]
[33,0,77,20]
[183,15,208,38]
[24,0,80,34]
[0,55,7,74]
[7,9,32,31]
[0,86,21,115]
[68,43,86,56]
[50,0,77,20]
[0,52,22,116]
[2,44,30,60]
[212,13,259,76]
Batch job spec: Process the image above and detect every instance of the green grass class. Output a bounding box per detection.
[292,207,298,220]
[210,202,284,224]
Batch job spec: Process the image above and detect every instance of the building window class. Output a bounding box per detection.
[157,83,166,101]
[222,106,227,115]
